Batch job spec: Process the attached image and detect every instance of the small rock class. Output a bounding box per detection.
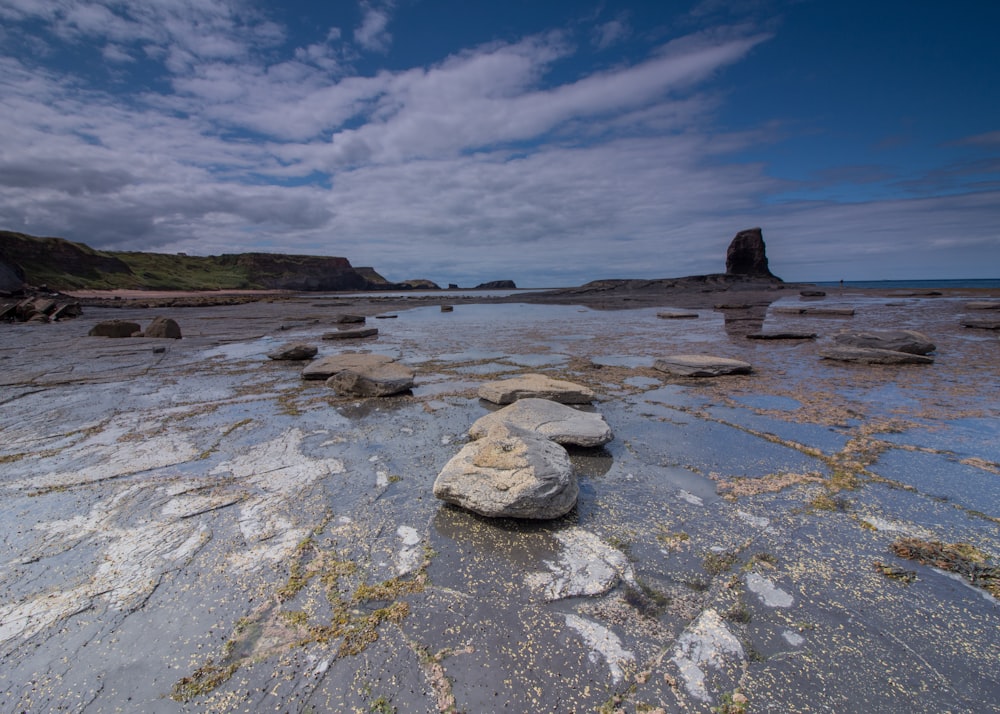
[89,320,141,338]
[961,318,1000,330]
[965,302,1000,311]
[820,347,934,364]
[831,329,934,355]
[478,373,595,405]
[469,398,613,447]
[145,316,182,339]
[441,305,454,312]
[301,353,394,380]
[746,331,816,340]
[653,355,752,377]
[773,306,855,316]
[799,290,826,297]
[433,423,578,519]
[333,314,366,323]
[326,361,415,397]
[657,311,699,319]
[322,327,378,340]
[267,343,318,361]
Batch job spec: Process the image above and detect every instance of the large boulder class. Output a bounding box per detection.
[831,329,934,355]
[326,361,415,397]
[653,355,752,377]
[301,353,394,380]
[267,343,318,361]
[145,316,182,339]
[478,374,595,405]
[469,398,613,447]
[820,347,934,364]
[89,320,141,338]
[725,228,777,278]
[433,423,578,519]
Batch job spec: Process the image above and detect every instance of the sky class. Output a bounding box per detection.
[1,0,998,287]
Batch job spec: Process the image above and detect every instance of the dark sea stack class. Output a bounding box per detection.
[726,228,778,279]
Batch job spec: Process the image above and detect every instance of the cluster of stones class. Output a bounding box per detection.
[1,296,82,323]
[433,374,613,520]
[88,316,182,338]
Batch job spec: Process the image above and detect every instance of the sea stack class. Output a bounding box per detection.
[726,227,778,280]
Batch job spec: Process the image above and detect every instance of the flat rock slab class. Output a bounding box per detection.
[322,327,378,340]
[962,318,1000,330]
[831,329,935,355]
[966,302,1000,311]
[773,306,855,316]
[301,353,394,380]
[326,361,415,397]
[333,314,366,323]
[746,331,817,340]
[657,311,699,319]
[820,347,935,364]
[267,343,318,361]
[478,373,595,404]
[433,423,578,519]
[653,355,752,377]
[469,398,613,447]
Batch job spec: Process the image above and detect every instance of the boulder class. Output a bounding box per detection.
[433,423,578,519]
[301,353,394,380]
[267,343,318,361]
[962,318,1000,330]
[145,316,182,339]
[820,347,934,364]
[725,227,777,278]
[89,320,141,338]
[653,355,752,377]
[322,327,378,340]
[326,361,415,397]
[478,373,595,405]
[469,398,613,447]
[831,329,934,355]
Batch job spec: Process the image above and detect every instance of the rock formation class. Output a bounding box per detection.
[725,228,777,279]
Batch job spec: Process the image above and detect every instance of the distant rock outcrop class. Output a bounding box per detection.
[476,280,517,289]
[726,228,777,279]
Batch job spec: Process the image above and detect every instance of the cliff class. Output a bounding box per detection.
[0,231,414,292]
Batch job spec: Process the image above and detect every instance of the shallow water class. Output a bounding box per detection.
[0,294,998,712]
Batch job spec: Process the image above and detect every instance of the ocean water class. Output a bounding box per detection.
[813,278,1000,289]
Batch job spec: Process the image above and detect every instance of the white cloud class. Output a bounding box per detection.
[354,2,392,53]
[593,18,630,50]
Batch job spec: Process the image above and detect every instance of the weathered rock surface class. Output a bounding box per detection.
[267,343,318,361]
[325,360,415,397]
[322,327,378,340]
[831,329,934,355]
[433,423,578,519]
[657,311,699,319]
[966,302,1000,310]
[526,528,634,601]
[89,320,141,338]
[301,352,394,380]
[333,314,366,323]
[725,227,777,279]
[746,331,817,340]
[820,347,935,364]
[478,374,595,405]
[145,316,182,339]
[469,398,613,447]
[773,306,855,316]
[653,355,752,377]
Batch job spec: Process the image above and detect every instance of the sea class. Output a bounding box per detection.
[812,278,1000,289]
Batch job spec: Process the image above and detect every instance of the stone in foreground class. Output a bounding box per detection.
[820,347,935,364]
[478,373,595,405]
[88,320,140,338]
[145,316,182,339]
[326,361,415,397]
[301,352,394,380]
[831,329,935,355]
[653,355,752,377]
[267,343,318,361]
[433,423,578,519]
[469,398,613,447]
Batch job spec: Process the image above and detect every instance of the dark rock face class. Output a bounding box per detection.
[726,228,777,279]
[475,280,517,289]
[0,259,25,293]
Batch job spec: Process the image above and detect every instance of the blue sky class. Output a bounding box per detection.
[1,0,997,286]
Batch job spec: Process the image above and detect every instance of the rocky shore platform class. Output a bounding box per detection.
[1,283,998,712]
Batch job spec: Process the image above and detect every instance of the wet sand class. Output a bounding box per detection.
[1,287,998,712]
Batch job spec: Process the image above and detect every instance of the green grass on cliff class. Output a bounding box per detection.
[112,252,259,290]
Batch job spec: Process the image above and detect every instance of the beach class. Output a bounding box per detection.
[1,286,998,712]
